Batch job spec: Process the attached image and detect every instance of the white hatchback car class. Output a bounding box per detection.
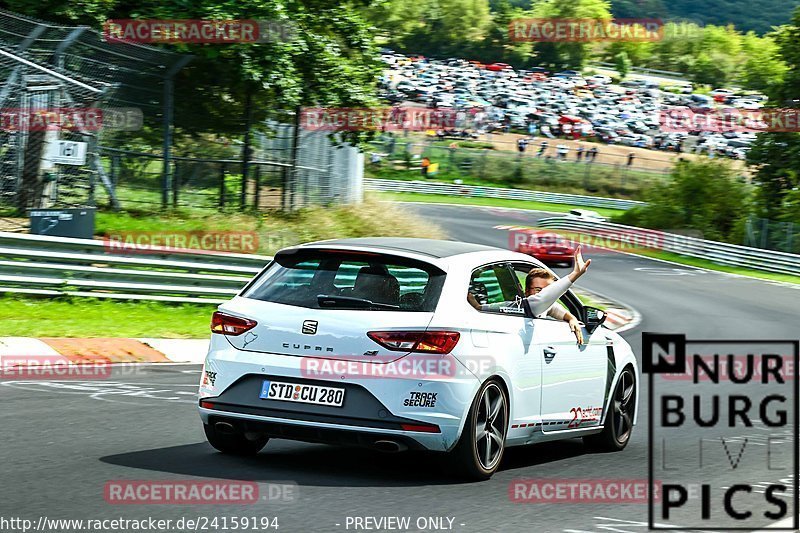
[198,238,639,479]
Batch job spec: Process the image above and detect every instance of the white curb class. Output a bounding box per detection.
[139,338,209,364]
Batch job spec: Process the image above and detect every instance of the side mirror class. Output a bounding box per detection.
[583,306,606,334]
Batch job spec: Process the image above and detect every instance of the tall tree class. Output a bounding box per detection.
[747,7,800,221]
[530,0,612,70]
[5,0,384,139]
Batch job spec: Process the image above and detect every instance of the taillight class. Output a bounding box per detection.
[211,312,257,336]
[367,331,460,354]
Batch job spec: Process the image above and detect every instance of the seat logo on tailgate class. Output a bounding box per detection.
[301,320,318,335]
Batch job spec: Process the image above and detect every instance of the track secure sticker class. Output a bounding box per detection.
[403,392,438,408]
[203,371,217,387]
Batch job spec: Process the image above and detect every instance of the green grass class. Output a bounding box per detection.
[630,248,800,285]
[96,196,445,255]
[377,191,627,219]
[0,296,215,337]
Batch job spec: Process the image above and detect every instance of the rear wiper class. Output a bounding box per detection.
[317,294,400,310]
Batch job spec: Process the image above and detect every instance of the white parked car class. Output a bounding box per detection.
[710,88,735,97]
[587,74,612,84]
[732,99,762,110]
[198,238,639,480]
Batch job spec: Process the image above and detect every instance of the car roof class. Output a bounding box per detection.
[295,237,502,259]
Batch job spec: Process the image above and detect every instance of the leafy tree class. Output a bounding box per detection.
[739,32,787,93]
[531,0,612,70]
[616,159,752,243]
[6,0,384,140]
[613,50,631,79]
[604,40,654,67]
[747,7,800,220]
[473,0,533,64]
[377,0,492,58]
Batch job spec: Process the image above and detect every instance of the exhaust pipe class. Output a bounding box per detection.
[215,421,236,435]
[373,440,407,453]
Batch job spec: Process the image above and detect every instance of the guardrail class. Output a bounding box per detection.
[0,232,272,304]
[536,217,800,276]
[365,178,644,210]
[589,62,688,81]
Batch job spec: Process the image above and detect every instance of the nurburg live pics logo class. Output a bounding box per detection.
[643,332,799,530]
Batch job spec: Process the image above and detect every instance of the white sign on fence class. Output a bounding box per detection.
[45,140,87,165]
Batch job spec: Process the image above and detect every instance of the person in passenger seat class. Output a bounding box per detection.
[467,246,591,344]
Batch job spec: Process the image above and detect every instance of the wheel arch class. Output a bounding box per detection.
[602,362,639,428]
[451,373,512,451]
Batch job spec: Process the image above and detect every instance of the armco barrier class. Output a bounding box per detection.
[0,232,272,304]
[364,178,644,211]
[536,217,800,276]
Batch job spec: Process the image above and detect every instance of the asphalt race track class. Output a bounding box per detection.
[1,203,797,533]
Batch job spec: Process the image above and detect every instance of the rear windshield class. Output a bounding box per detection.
[242,249,446,312]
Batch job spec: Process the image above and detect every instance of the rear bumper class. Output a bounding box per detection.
[198,336,480,452]
[201,412,429,451]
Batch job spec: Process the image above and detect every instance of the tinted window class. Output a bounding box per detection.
[468,263,525,316]
[243,250,444,312]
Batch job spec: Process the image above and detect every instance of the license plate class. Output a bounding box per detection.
[259,380,345,407]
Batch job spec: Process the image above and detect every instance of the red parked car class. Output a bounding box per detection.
[485,62,512,72]
[515,231,576,267]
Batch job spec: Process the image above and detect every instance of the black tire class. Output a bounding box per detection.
[584,366,636,452]
[448,379,509,481]
[204,423,269,456]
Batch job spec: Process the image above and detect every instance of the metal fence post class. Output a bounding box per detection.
[219,162,227,208]
[162,76,173,209]
[172,159,179,207]
[241,90,252,211]
[162,56,192,209]
[253,164,261,211]
[288,105,301,211]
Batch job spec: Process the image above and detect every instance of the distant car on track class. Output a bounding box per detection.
[566,209,609,223]
[515,231,576,267]
[198,238,639,479]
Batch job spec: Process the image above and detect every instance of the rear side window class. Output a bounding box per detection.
[242,250,445,312]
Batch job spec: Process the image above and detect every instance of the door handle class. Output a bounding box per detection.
[543,346,557,363]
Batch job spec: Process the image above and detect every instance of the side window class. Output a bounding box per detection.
[509,262,581,320]
[468,263,525,316]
